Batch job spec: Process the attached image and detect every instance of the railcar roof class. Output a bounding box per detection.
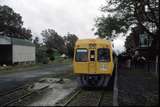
[76,38,111,45]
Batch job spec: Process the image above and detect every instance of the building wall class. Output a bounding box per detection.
[12,45,35,63]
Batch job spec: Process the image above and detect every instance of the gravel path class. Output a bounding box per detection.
[56,88,113,106]
[68,90,103,106]
[118,67,159,106]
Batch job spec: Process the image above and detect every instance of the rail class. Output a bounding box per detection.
[0,85,49,106]
[63,89,82,106]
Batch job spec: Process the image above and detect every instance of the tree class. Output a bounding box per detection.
[33,36,40,48]
[99,0,159,44]
[41,29,66,54]
[125,35,134,51]
[19,27,32,40]
[99,0,159,73]
[36,45,49,64]
[33,36,49,63]
[95,0,159,40]
[125,35,137,56]
[64,33,78,58]
[0,5,32,40]
[46,48,55,61]
[95,15,129,39]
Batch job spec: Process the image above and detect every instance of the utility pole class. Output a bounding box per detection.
[155,31,159,76]
[147,32,150,72]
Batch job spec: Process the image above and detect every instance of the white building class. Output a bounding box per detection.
[0,36,35,65]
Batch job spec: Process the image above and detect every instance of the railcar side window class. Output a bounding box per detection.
[75,49,88,62]
[98,48,110,62]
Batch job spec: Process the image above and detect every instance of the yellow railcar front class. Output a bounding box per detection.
[73,39,114,75]
[73,39,114,88]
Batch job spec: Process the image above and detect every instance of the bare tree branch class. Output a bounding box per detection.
[146,0,160,27]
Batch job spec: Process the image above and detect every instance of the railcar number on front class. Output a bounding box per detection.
[100,64,107,71]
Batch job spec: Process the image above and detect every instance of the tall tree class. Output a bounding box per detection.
[41,29,66,54]
[64,33,78,58]
[95,0,159,40]
[0,5,32,40]
[98,0,159,73]
[95,15,129,39]
[98,0,159,42]
[33,36,40,48]
[19,27,32,40]
[125,34,137,56]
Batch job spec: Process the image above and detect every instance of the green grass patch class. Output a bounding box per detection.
[0,64,42,75]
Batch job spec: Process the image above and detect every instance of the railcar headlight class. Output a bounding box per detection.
[89,44,96,49]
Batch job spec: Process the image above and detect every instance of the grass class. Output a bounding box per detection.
[0,64,42,75]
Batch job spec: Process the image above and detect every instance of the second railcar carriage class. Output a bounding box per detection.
[73,39,115,88]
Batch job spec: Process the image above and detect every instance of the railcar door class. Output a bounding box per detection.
[88,50,96,74]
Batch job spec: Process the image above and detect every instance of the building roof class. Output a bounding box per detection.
[0,36,35,47]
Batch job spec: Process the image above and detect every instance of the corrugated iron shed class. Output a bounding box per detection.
[0,36,34,46]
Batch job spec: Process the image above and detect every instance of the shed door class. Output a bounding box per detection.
[88,50,96,74]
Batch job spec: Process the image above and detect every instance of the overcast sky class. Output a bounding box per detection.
[1,0,126,53]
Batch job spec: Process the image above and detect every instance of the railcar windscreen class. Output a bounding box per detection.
[98,48,110,62]
[75,49,88,62]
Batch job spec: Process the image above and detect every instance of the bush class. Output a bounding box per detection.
[42,57,49,64]
[36,47,49,64]
[46,48,55,61]
[50,55,55,61]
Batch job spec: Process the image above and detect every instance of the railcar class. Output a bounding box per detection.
[73,39,115,88]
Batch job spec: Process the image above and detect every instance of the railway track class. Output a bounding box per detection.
[0,84,29,97]
[57,88,113,106]
[0,84,49,106]
[63,89,82,106]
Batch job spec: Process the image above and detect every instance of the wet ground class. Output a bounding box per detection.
[117,66,159,106]
[0,64,72,95]
[28,78,77,106]
[0,62,158,106]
